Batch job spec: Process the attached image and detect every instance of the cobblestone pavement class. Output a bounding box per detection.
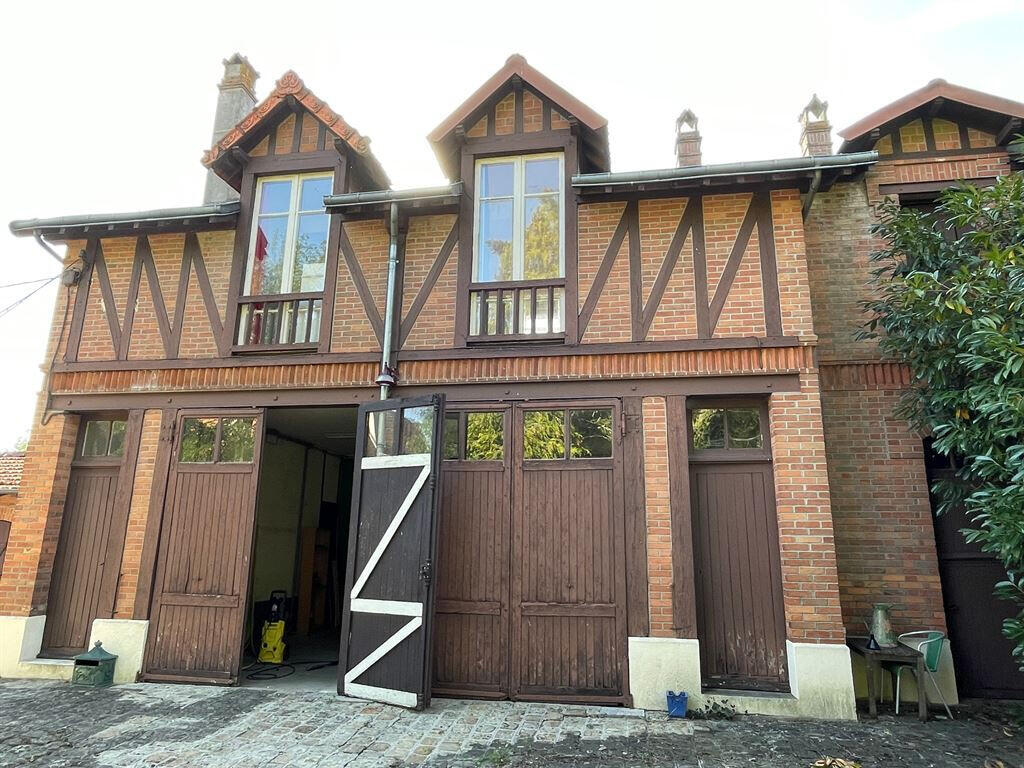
[0,680,1021,767]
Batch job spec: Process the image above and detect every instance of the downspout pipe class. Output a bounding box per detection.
[376,201,400,399]
[33,233,66,265]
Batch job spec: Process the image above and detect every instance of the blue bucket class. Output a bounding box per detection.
[666,690,689,718]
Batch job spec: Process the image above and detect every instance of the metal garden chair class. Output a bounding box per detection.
[893,630,954,719]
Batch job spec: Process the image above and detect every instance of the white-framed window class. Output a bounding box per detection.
[244,172,333,296]
[473,153,564,282]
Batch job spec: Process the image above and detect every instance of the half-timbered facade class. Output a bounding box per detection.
[1,56,1022,716]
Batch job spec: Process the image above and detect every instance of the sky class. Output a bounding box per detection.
[0,0,1021,450]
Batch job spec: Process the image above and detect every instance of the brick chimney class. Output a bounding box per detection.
[675,109,702,167]
[799,94,832,157]
[203,54,259,204]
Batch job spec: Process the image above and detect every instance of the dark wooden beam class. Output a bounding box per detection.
[622,396,650,637]
[578,202,631,339]
[996,117,1022,145]
[707,196,758,336]
[338,225,385,345]
[666,395,698,636]
[399,222,459,348]
[55,372,802,412]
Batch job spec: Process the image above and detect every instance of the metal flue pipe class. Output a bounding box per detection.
[376,201,400,399]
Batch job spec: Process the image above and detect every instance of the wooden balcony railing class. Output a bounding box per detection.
[468,279,566,342]
[235,293,322,351]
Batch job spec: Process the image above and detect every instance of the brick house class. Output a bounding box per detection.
[1,55,1021,715]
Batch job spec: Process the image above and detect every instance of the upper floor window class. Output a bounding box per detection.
[245,173,332,295]
[237,172,332,349]
[474,154,563,281]
[471,153,565,340]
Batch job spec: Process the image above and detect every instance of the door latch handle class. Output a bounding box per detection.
[420,559,432,586]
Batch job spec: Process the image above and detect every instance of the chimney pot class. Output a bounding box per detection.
[799,94,833,157]
[204,54,259,204]
[675,108,702,167]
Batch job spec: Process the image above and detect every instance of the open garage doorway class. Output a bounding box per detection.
[242,405,357,690]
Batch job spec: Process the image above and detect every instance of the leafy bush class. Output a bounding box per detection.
[861,173,1024,668]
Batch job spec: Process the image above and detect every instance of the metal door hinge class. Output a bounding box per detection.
[420,559,432,586]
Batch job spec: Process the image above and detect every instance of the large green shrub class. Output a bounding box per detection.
[861,172,1024,667]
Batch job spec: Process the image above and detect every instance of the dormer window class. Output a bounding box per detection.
[470,153,565,340]
[236,172,332,348]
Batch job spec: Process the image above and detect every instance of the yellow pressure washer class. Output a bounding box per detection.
[258,590,288,664]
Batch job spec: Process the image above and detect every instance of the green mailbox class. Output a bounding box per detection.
[71,641,117,687]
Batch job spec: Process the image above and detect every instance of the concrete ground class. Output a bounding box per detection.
[0,679,1021,768]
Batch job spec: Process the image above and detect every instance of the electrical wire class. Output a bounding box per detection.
[0,275,60,289]
[0,276,60,320]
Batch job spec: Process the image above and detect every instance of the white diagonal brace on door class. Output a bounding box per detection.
[344,451,432,706]
[344,614,422,683]
[350,454,431,600]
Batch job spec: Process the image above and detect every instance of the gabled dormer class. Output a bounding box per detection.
[838,78,1024,158]
[201,69,389,354]
[427,55,609,346]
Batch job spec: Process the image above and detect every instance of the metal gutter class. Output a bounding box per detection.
[324,183,462,209]
[572,152,879,188]
[9,201,241,236]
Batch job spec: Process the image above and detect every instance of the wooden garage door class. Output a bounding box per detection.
[41,413,142,656]
[433,406,511,698]
[512,401,628,702]
[432,401,628,704]
[143,410,263,684]
[688,400,789,691]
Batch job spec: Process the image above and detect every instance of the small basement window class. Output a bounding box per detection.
[80,419,127,459]
[689,403,771,460]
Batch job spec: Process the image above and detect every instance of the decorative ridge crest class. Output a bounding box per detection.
[202,70,373,168]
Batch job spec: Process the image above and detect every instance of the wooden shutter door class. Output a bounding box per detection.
[511,401,628,703]
[41,412,143,656]
[690,462,788,690]
[433,406,512,698]
[143,410,264,684]
[339,394,445,709]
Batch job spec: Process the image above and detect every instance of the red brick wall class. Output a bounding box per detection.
[804,150,1014,641]
[578,202,631,344]
[769,372,846,642]
[331,220,386,352]
[71,230,232,362]
[820,381,945,633]
[401,215,458,350]
[703,194,763,338]
[0,495,15,522]
[577,192,809,345]
[0,405,79,616]
[494,92,515,136]
[642,397,673,637]
[181,231,232,357]
[771,189,816,341]
[642,198,698,341]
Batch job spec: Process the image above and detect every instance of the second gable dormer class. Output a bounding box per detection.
[427,55,610,346]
